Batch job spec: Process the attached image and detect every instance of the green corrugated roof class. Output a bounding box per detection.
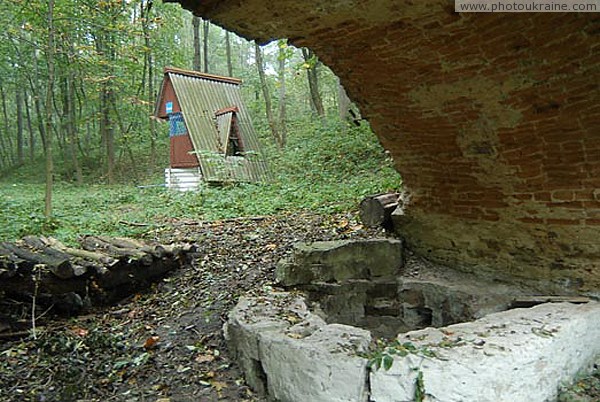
[156,67,270,183]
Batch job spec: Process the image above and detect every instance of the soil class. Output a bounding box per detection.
[0,212,386,402]
[1,212,597,402]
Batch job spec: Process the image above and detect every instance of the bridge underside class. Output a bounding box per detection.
[171,0,600,293]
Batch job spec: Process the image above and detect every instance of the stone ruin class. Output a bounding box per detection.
[225,239,600,402]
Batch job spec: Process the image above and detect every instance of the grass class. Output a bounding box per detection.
[0,119,401,244]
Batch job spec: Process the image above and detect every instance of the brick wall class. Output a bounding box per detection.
[173,0,600,293]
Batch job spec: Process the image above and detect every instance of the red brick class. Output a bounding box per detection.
[518,217,545,224]
[551,190,574,201]
[546,218,581,225]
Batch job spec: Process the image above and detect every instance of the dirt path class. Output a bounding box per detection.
[0,212,385,401]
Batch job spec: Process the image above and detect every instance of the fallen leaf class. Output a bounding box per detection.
[335,219,349,228]
[201,371,215,379]
[195,354,215,364]
[177,365,191,373]
[144,336,160,349]
[287,333,304,339]
[284,314,301,324]
[210,380,228,392]
[70,327,89,337]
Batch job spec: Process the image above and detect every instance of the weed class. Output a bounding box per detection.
[365,339,436,372]
[0,117,401,243]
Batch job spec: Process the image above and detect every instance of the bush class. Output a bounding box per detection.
[0,117,401,242]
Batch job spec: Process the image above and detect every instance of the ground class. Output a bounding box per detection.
[0,212,385,402]
[1,212,597,402]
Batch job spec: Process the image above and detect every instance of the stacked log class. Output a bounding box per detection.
[359,192,401,230]
[0,235,196,315]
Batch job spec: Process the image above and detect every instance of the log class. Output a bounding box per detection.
[42,237,117,267]
[81,236,152,264]
[0,235,194,316]
[1,242,74,279]
[22,236,84,278]
[359,192,401,229]
[96,236,146,249]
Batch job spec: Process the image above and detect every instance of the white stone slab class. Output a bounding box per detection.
[225,293,371,402]
[370,302,600,402]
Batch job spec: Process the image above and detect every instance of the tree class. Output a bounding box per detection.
[45,0,56,217]
[255,42,282,148]
[141,0,157,166]
[301,48,325,118]
[203,20,210,73]
[277,40,289,147]
[16,88,24,166]
[225,30,233,77]
[192,16,201,71]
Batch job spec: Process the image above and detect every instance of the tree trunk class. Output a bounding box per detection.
[24,91,35,162]
[192,16,201,71]
[44,0,56,217]
[16,88,24,166]
[277,42,287,148]
[0,86,8,168]
[143,0,156,166]
[0,84,15,165]
[225,30,233,77]
[96,31,116,184]
[66,69,83,184]
[255,42,281,147]
[338,79,352,130]
[28,74,47,155]
[301,48,325,118]
[203,20,210,73]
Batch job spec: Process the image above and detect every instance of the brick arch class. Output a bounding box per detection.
[170,0,600,292]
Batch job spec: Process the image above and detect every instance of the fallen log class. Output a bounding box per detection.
[1,241,74,279]
[81,236,153,265]
[359,192,401,230]
[0,236,196,317]
[42,237,117,267]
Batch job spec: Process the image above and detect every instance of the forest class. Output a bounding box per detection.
[0,0,400,244]
[0,1,598,401]
[0,2,402,399]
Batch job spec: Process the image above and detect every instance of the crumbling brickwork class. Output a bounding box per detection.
[171,0,600,292]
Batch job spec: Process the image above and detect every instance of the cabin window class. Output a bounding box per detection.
[169,112,187,137]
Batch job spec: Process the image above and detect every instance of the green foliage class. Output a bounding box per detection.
[558,367,600,402]
[414,369,425,402]
[0,118,400,243]
[0,324,149,400]
[366,339,436,372]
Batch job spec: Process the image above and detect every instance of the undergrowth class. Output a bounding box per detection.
[0,119,401,243]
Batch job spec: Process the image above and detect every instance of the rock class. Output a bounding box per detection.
[224,292,371,402]
[275,239,403,286]
[398,278,515,329]
[370,302,600,402]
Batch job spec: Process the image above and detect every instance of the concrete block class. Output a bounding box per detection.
[275,239,404,286]
[225,293,371,402]
[370,302,600,402]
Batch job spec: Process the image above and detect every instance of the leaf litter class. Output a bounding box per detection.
[0,212,385,401]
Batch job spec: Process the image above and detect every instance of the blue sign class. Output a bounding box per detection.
[166,101,173,114]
